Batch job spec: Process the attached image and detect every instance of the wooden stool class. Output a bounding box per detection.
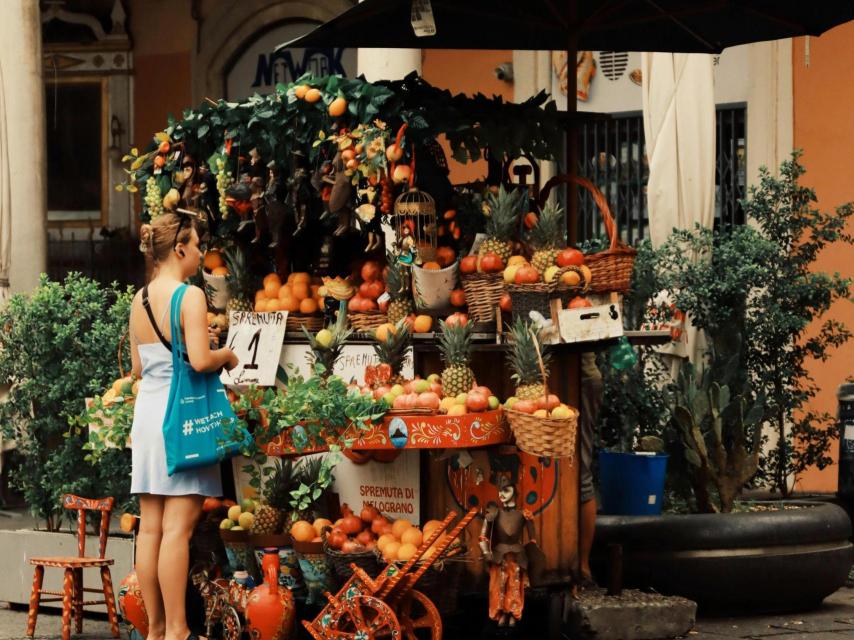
[26,494,120,640]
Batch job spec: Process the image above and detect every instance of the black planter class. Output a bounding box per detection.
[592,502,853,614]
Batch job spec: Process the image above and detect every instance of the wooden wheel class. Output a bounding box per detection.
[398,590,441,640]
[221,604,241,640]
[322,594,401,639]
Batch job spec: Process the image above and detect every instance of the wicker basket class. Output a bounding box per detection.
[285,314,324,333]
[374,546,469,616]
[324,543,382,584]
[506,329,579,458]
[539,174,636,294]
[461,272,504,323]
[348,310,388,332]
[554,265,591,306]
[507,282,555,322]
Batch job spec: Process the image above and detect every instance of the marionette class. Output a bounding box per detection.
[479,476,537,627]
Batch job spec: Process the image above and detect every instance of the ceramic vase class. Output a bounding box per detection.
[244,548,295,640]
[117,569,148,637]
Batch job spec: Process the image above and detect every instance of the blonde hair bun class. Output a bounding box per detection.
[139,224,154,255]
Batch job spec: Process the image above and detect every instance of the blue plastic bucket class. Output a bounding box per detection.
[598,451,668,515]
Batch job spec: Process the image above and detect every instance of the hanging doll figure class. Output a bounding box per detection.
[480,476,537,627]
[249,175,269,243]
[321,151,353,237]
[355,178,383,252]
[264,161,288,247]
[287,152,312,237]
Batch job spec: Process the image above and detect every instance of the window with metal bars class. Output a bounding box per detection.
[576,104,746,244]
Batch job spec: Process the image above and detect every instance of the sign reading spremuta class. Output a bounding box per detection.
[221,311,288,387]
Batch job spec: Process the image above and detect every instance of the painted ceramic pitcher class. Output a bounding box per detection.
[245,548,295,640]
[117,569,148,638]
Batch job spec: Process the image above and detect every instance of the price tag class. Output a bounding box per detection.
[411,0,436,37]
[221,311,288,387]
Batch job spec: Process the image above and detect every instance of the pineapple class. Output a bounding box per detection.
[251,458,296,535]
[506,318,552,400]
[373,320,411,384]
[438,320,475,396]
[479,185,523,263]
[303,317,352,379]
[224,246,255,314]
[529,200,565,275]
[386,252,413,324]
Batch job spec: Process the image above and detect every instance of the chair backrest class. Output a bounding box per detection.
[62,494,115,559]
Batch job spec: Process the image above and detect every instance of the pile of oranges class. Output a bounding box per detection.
[203,250,229,277]
[255,272,324,315]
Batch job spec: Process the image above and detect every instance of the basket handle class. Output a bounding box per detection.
[538,174,618,252]
[529,328,549,399]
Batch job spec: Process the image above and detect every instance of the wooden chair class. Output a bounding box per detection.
[26,494,120,640]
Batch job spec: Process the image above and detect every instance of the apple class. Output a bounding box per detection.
[455,393,468,405]
[503,264,520,284]
[240,499,255,513]
[390,384,405,397]
[220,519,234,530]
[504,396,519,409]
[413,379,430,394]
[315,329,333,348]
[427,373,440,383]
[543,266,560,283]
[550,405,573,419]
[533,409,549,418]
[488,395,500,410]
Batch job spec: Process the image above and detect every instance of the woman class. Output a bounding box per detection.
[129,213,238,640]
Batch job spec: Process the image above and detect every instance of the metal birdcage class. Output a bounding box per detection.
[394,186,437,263]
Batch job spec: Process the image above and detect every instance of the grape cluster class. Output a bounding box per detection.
[215,158,234,219]
[144,176,163,220]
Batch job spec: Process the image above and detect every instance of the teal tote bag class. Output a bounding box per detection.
[162,284,248,475]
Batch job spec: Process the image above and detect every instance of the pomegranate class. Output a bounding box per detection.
[361,261,381,282]
[326,528,347,550]
[360,504,380,523]
[556,248,585,267]
[514,265,540,284]
[417,391,441,411]
[478,252,504,273]
[460,255,478,274]
[466,391,488,413]
[568,296,593,309]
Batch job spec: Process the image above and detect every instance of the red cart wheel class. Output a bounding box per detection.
[398,589,441,640]
[325,594,401,639]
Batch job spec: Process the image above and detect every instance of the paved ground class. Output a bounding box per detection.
[3,587,854,639]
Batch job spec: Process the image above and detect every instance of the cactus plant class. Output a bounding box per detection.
[672,361,766,513]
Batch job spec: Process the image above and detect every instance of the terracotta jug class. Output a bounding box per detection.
[245,548,295,640]
[117,568,148,637]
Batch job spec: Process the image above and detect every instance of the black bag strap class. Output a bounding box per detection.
[142,285,172,352]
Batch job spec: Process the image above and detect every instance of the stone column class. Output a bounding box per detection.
[0,0,47,294]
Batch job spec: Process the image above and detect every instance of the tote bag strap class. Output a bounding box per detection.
[168,284,190,367]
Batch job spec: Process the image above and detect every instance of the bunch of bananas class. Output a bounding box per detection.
[320,276,355,300]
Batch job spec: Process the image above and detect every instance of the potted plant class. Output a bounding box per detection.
[594,154,854,613]
[0,274,136,606]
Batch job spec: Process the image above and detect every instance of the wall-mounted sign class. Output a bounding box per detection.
[279,342,414,386]
[226,22,356,100]
[333,450,420,522]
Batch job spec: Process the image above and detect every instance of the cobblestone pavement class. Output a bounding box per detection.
[1,587,853,639]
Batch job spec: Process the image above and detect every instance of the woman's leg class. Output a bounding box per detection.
[137,494,166,640]
[159,494,203,640]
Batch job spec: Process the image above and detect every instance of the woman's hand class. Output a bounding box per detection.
[223,348,239,371]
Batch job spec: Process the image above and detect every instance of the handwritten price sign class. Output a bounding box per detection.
[221,311,288,387]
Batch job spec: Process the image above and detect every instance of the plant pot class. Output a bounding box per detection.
[592,501,853,614]
[412,261,458,311]
[598,451,668,516]
[203,271,230,310]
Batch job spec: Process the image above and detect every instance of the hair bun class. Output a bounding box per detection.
[138,224,154,255]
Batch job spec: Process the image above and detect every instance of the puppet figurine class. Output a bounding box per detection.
[321,151,353,237]
[355,179,383,252]
[265,161,287,247]
[249,175,268,243]
[287,152,312,237]
[479,476,537,627]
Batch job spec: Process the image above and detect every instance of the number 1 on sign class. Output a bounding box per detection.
[244,329,261,370]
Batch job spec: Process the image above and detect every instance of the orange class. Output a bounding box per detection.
[400,527,423,547]
[286,273,297,284]
[422,261,441,270]
[290,520,315,543]
[310,284,321,297]
[203,251,224,271]
[561,270,581,287]
[375,323,396,343]
[265,298,282,312]
[397,542,418,562]
[211,266,229,277]
[254,300,267,312]
[263,273,281,288]
[281,297,300,313]
[391,519,412,539]
[422,520,444,540]
[382,541,401,563]
[579,264,593,285]
[412,315,433,333]
[299,298,318,314]
[328,96,348,117]
[264,280,280,298]
[255,290,267,302]
[278,284,293,300]
[294,84,310,99]
[292,272,310,285]
[292,282,310,301]
[377,533,397,552]
[304,88,322,103]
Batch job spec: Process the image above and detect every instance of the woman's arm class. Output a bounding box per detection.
[181,286,238,373]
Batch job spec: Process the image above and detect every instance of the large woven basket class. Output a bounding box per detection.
[374,547,469,616]
[506,282,554,323]
[348,310,388,332]
[539,175,636,294]
[324,543,382,585]
[461,272,504,323]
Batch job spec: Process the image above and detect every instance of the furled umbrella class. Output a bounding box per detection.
[0,57,12,309]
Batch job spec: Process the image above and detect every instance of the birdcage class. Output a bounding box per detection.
[394,187,437,263]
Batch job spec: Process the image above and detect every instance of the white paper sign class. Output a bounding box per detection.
[221,311,288,387]
[410,0,436,37]
[279,343,413,386]
[558,303,624,344]
[333,450,420,522]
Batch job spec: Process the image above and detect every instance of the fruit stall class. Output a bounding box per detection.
[94,73,668,639]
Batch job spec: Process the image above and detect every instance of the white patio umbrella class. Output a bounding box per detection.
[642,52,715,371]
[0,57,11,308]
